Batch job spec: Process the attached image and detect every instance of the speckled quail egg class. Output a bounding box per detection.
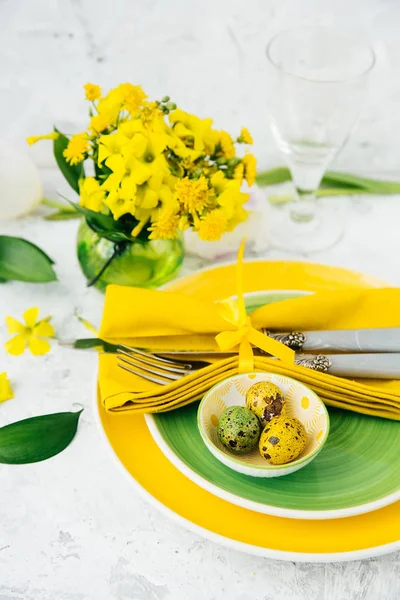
[217,406,261,454]
[259,417,307,465]
[246,381,286,427]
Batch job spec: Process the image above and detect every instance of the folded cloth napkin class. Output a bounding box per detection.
[98,284,400,420]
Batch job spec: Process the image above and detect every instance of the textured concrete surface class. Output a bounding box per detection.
[1,0,400,598]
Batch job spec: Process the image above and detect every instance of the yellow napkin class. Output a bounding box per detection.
[99,284,400,420]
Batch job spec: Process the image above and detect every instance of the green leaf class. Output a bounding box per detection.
[256,167,400,195]
[69,202,135,242]
[45,210,82,221]
[269,186,370,204]
[72,337,119,353]
[256,167,292,186]
[0,236,57,283]
[323,171,400,194]
[53,129,85,194]
[0,411,83,464]
[41,197,82,221]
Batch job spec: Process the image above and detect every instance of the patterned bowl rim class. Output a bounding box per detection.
[198,371,330,471]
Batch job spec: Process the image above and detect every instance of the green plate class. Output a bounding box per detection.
[146,292,400,520]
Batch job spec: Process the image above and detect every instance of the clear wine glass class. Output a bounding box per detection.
[265,27,376,253]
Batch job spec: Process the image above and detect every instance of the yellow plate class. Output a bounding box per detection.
[96,260,400,562]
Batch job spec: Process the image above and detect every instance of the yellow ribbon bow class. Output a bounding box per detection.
[215,239,295,372]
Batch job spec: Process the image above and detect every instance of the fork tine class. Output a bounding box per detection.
[117,354,181,381]
[118,344,192,370]
[118,362,178,385]
[117,348,191,376]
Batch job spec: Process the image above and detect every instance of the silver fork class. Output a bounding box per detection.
[117,345,208,384]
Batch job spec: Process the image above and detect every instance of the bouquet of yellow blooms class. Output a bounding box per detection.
[29,83,256,243]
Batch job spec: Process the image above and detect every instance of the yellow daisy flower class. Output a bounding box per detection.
[84,83,102,101]
[26,132,59,146]
[149,211,180,240]
[175,176,209,214]
[242,153,257,186]
[0,373,14,403]
[198,209,228,241]
[5,308,55,356]
[238,127,253,144]
[63,134,90,165]
[118,83,147,115]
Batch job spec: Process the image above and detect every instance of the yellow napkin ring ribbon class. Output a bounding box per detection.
[215,239,295,372]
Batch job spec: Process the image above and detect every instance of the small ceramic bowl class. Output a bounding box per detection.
[198,372,329,478]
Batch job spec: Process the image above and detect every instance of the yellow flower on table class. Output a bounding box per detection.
[84,83,102,101]
[5,308,55,356]
[26,132,59,146]
[79,177,105,212]
[0,373,14,403]
[63,133,90,165]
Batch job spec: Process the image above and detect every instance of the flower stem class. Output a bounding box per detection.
[87,244,120,288]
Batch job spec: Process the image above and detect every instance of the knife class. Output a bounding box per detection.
[155,351,400,379]
[263,327,400,353]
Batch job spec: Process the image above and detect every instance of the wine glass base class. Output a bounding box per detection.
[267,203,344,253]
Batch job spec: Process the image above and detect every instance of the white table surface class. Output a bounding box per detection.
[2,0,400,597]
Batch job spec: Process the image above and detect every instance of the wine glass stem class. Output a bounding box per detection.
[290,189,317,223]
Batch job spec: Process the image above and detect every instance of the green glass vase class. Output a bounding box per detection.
[76,220,184,292]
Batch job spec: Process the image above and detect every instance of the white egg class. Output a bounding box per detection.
[0,143,43,219]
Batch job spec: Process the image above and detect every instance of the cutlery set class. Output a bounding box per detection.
[115,327,400,383]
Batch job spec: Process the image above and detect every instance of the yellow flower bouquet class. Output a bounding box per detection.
[30,83,256,290]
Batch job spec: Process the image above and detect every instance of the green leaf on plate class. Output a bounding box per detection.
[0,410,83,464]
[53,129,85,194]
[69,202,135,242]
[0,236,57,283]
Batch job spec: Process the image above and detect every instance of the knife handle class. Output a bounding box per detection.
[294,353,400,379]
[264,328,400,353]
